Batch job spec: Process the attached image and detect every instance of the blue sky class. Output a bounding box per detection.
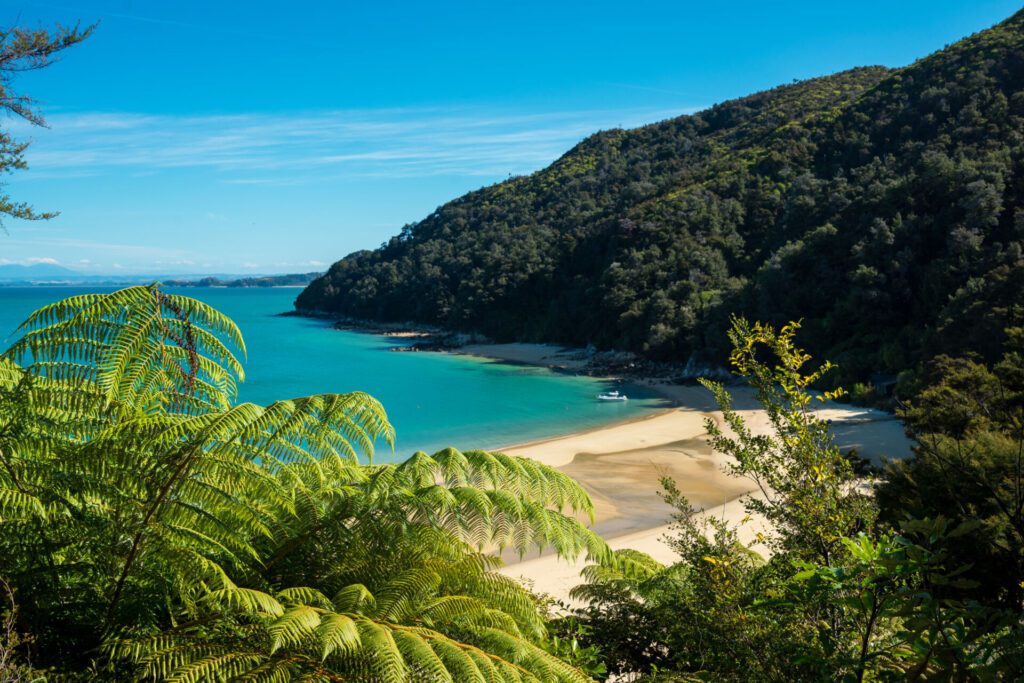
[1,0,1020,275]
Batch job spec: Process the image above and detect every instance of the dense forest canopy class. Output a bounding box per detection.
[298,9,1024,391]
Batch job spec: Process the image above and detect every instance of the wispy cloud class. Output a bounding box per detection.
[0,256,59,266]
[3,236,190,261]
[14,105,698,184]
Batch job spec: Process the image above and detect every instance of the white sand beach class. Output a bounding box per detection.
[455,343,914,604]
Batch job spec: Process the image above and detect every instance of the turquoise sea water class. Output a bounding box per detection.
[0,286,666,461]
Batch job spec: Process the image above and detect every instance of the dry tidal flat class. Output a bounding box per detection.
[454,343,914,604]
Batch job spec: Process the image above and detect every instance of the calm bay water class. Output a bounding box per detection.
[0,286,665,461]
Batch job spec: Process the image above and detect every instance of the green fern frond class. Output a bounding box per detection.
[0,486,46,521]
[204,586,285,617]
[0,357,23,388]
[314,613,360,660]
[268,605,322,653]
[0,285,599,681]
[4,284,246,413]
[332,584,376,614]
[368,447,607,560]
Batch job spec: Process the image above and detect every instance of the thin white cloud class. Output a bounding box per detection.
[0,256,63,266]
[15,106,699,184]
[3,237,187,259]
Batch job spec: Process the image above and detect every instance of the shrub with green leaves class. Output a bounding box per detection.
[878,328,1024,610]
[569,319,1023,681]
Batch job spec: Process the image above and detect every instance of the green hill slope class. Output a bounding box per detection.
[298,9,1024,387]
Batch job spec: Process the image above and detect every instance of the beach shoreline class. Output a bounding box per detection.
[445,341,913,603]
[290,315,913,602]
[290,310,733,384]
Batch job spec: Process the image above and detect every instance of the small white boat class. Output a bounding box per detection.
[597,390,628,401]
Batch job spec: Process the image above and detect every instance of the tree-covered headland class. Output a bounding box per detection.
[299,9,1024,398]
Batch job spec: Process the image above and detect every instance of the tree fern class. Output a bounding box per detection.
[5,284,246,414]
[0,285,603,681]
[569,549,668,604]
[117,583,593,683]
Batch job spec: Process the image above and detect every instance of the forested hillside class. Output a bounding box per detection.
[166,271,322,288]
[298,9,1024,389]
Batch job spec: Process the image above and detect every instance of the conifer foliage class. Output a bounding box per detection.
[0,22,94,228]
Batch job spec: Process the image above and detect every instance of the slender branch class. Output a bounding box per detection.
[855,593,880,683]
[104,444,201,627]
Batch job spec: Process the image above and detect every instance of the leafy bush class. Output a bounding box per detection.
[569,319,1024,680]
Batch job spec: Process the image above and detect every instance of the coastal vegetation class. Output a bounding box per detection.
[1,292,1020,679]
[1,9,1023,683]
[298,9,1024,396]
[563,319,1024,680]
[0,285,606,680]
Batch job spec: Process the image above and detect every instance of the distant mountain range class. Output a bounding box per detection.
[164,272,322,288]
[0,267,322,287]
[0,263,78,279]
[298,9,1024,391]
